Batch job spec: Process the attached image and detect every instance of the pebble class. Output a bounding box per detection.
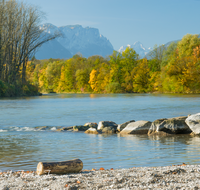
[0,165,200,189]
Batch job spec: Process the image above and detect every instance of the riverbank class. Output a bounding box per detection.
[1,164,200,189]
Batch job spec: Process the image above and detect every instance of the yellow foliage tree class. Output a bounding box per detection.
[89,69,98,92]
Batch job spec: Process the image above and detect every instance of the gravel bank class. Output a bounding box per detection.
[1,164,200,189]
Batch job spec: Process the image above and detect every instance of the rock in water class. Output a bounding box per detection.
[185,113,200,135]
[148,116,191,135]
[102,127,116,134]
[84,122,98,129]
[97,121,118,131]
[117,120,135,132]
[73,125,90,131]
[120,120,152,134]
[85,128,99,134]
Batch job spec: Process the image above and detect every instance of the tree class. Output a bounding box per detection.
[109,51,122,85]
[161,34,200,93]
[46,61,63,92]
[75,68,91,92]
[0,0,59,96]
[148,44,166,71]
[132,58,150,92]
[120,47,138,92]
[89,69,98,92]
[177,34,200,58]
[58,59,76,92]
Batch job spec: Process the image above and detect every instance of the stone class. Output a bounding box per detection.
[120,120,152,134]
[148,116,191,135]
[56,126,73,132]
[185,113,200,135]
[73,125,90,132]
[97,121,118,131]
[102,127,116,134]
[35,126,52,130]
[148,118,167,135]
[84,122,98,129]
[85,128,99,134]
[117,120,135,132]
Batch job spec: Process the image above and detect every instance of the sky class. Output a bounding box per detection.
[22,0,200,50]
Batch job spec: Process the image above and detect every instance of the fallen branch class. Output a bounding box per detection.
[36,159,83,175]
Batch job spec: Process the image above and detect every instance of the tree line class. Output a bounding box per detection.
[24,34,200,94]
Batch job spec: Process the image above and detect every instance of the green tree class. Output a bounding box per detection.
[121,47,138,92]
[132,59,150,92]
[75,68,91,92]
[148,44,166,71]
[46,61,63,92]
[177,34,200,58]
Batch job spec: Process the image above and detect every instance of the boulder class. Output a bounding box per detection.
[117,120,135,132]
[73,125,90,132]
[148,116,191,135]
[56,126,73,132]
[185,113,200,135]
[84,122,98,129]
[85,128,99,134]
[120,120,152,135]
[97,121,118,131]
[148,118,167,134]
[102,127,116,134]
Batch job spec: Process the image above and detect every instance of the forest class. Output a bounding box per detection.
[1,30,200,96]
[1,32,200,96]
[15,33,199,95]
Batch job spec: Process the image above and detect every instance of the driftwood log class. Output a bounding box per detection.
[36,159,83,175]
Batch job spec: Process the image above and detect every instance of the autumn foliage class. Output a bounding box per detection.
[24,34,200,94]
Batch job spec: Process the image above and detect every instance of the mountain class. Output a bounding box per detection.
[35,38,72,60]
[35,23,114,59]
[118,41,152,58]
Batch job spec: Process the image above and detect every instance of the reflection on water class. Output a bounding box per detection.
[1,93,200,171]
[1,131,200,171]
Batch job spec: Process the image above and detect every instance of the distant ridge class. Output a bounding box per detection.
[35,24,114,59]
[118,41,152,58]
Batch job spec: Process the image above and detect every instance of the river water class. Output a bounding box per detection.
[0,93,200,171]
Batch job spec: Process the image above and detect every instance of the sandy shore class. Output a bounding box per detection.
[1,164,200,189]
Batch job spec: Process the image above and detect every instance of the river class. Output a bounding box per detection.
[0,93,200,171]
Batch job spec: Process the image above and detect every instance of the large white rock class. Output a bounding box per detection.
[120,120,152,135]
[97,121,118,131]
[185,113,200,134]
[117,120,135,132]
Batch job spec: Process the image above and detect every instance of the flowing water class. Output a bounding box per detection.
[0,93,200,171]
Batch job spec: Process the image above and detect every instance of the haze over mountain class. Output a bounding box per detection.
[35,24,114,59]
[35,24,171,60]
[118,42,152,58]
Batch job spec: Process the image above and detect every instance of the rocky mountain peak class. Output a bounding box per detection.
[118,42,152,58]
[35,24,114,59]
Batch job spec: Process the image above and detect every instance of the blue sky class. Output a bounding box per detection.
[23,0,200,50]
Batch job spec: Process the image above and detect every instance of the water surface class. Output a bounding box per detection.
[0,93,200,171]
